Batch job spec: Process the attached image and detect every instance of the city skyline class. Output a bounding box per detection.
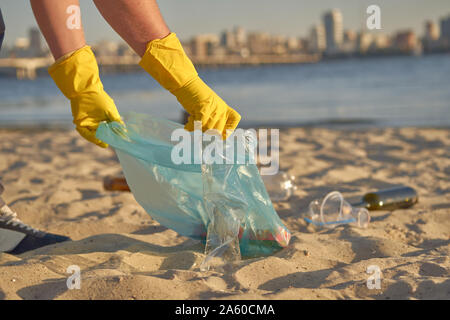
[1,0,450,47]
[3,7,449,58]
[2,6,449,81]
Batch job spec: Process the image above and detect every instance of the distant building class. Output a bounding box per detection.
[14,37,29,50]
[248,32,271,55]
[28,28,43,57]
[372,34,391,50]
[11,37,29,57]
[234,26,247,47]
[271,35,287,55]
[440,15,450,47]
[393,30,417,53]
[309,24,326,53]
[425,21,440,41]
[344,30,357,43]
[357,32,373,53]
[219,26,247,55]
[286,36,301,53]
[323,9,343,53]
[298,38,309,52]
[191,34,220,59]
[220,30,236,50]
[117,43,137,57]
[93,40,119,57]
[423,21,440,52]
[440,16,450,39]
[342,30,357,53]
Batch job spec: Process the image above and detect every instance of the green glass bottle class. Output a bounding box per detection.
[351,186,418,211]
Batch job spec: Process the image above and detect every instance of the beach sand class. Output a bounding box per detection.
[0,127,448,300]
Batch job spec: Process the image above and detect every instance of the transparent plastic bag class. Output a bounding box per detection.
[305,191,370,228]
[96,112,291,264]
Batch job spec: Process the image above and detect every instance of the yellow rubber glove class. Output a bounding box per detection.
[48,45,122,148]
[139,33,241,139]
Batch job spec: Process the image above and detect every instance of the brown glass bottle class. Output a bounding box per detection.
[103,176,130,192]
[351,186,418,210]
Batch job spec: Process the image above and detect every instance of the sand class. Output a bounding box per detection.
[0,126,448,300]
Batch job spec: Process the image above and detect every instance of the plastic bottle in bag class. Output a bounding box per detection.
[261,171,297,202]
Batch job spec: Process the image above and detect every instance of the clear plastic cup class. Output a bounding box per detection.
[306,191,370,228]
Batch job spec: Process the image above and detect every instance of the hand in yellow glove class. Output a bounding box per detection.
[139,33,241,139]
[48,46,122,148]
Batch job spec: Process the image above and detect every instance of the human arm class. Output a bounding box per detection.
[30,0,122,147]
[93,0,241,137]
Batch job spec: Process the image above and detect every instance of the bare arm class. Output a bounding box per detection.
[94,0,240,136]
[30,1,122,148]
[30,0,86,59]
[93,0,170,57]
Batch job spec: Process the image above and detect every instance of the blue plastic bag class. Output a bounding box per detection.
[96,112,291,258]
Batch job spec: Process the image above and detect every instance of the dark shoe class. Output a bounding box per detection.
[0,205,71,254]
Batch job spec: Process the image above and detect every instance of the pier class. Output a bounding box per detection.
[0,57,53,80]
[0,53,320,80]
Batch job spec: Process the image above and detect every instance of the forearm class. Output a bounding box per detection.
[30,0,86,59]
[93,0,170,57]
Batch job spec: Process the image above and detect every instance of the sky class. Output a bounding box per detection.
[1,0,450,47]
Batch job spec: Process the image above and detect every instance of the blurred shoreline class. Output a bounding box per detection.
[1,121,449,132]
[1,51,450,80]
[1,54,449,130]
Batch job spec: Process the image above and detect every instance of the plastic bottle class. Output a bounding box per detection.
[261,171,297,202]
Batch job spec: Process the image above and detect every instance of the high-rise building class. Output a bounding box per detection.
[344,30,357,43]
[117,43,136,57]
[342,29,357,53]
[220,30,236,50]
[270,35,287,55]
[220,27,246,53]
[393,30,417,52]
[286,36,301,52]
[440,16,450,41]
[423,21,440,52]
[357,32,373,53]
[372,34,391,50]
[28,27,42,57]
[192,34,220,58]
[93,40,119,57]
[234,26,247,47]
[309,24,326,53]
[248,32,271,55]
[425,21,440,41]
[323,9,343,53]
